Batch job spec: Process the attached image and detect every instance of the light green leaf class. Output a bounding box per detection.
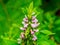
[40,30,55,35]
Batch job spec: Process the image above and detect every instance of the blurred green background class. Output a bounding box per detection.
[0,0,60,45]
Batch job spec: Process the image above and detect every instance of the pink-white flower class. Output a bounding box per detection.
[32,35,37,41]
[24,24,28,28]
[20,32,24,39]
[32,18,38,23]
[23,17,28,22]
[32,16,36,20]
[31,23,40,28]
[22,21,28,28]
[20,27,26,30]
[30,30,34,35]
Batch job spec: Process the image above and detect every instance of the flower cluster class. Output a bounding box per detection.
[17,14,40,44]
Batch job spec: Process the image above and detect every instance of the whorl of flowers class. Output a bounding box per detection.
[17,12,40,44]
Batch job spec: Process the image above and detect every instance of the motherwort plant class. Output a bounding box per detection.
[17,2,40,45]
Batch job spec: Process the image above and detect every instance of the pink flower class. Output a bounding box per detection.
[31,23,40,28]
[24,24,28,28]
[22,21,28,28]
[32,18,38,23]
[23,17,28,22]
[32,35,37,41]
[32,16,36,20]
[30,30,34,35]
[20,32,24,39]
[20,27,26,30]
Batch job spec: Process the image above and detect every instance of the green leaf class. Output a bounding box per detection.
[40,30,55,35]
[27,2,34,18]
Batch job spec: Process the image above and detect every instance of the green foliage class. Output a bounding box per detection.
[0,0,60,45]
